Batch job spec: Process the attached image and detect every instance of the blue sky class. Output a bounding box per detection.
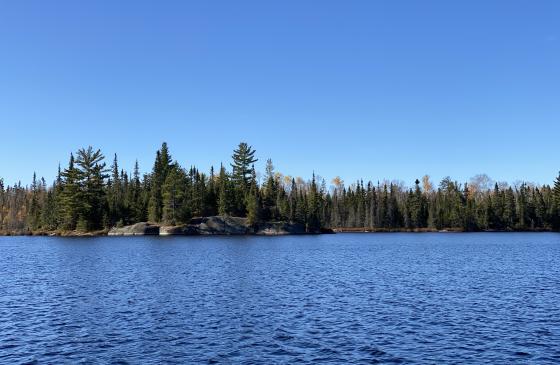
[0,1,559,186]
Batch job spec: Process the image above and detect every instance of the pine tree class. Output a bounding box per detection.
[231,142,257,193]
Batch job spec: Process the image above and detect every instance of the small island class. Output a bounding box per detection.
[1,142,559,236]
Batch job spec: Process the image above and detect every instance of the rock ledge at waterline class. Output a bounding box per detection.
[108,216,314,236]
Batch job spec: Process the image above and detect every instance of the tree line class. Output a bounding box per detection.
[1,142,559,233]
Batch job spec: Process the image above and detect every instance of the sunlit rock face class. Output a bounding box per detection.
[109,216,310,236]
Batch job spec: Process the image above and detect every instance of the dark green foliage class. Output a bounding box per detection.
[162,164,190,225]
[553,172,560,229]
[306,173,322,232]
[27,173,41,230]
[218,164,235,216]
[0,143,558,233]
[59,153,82,230]
[245,168,261,226]
[231,142,257,192]
[74,147,108,230]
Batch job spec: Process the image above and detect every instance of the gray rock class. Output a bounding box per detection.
[159,225,187,236]
[194,216,249,235]
[109,216,314,236]
[108,222,160,236]
[256,222,306,235]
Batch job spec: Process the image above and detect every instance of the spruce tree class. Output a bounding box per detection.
[262,159,278,220]
[549,172,560,229]
[59,154,82,230]
[75,146,107,230]
[108,154,123,225]
[129,160,144,222]
[306,173,321,232]
[148,143,173,222]
[162,164,190,225]
[27,172,41,230]
[554,172,560,210]
[0,178,4,230]
[463,183,477,231]
[218,164,234,216]
[409,179,427,228]
[203,166,217,216]
[503,187,516,229]
[245,168,261,226]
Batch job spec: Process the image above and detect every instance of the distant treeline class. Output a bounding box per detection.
[1,142,560,233]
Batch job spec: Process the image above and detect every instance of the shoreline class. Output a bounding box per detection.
[332,227,554,233]
[0,227,555,237]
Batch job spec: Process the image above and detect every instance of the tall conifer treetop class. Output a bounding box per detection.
[554,171,560,204]
[231,142,257,191]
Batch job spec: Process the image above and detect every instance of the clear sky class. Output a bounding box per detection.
[1,1,558,187]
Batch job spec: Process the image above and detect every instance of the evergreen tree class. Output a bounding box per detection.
[503,187,516,229]
[409,179,427,228]
[0,178,5,230]
[162,164,190,225]
[245,168,262,226]
[204,166,218,216]
[218,164,234,216]
[108,154,123,225]
[262,159,278,220]
[129,160,144,222]
[27,172,41,230]
[231,142,257,192]
[463,183,477,231]
[553,172,560,229]
[148,143,173,222]
[306,173,321,232]
[59,154,82,230]
[75,146,107,230]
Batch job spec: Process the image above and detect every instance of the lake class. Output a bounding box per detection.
[1,233,559,364]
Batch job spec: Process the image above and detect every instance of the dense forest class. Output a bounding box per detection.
[1,142,560,234]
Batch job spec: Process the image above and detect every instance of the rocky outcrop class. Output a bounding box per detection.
[195,216,250,235]
[255,222,306,235]
[109,216,316,236]
[108,222,160,236]
[159,225,186,236]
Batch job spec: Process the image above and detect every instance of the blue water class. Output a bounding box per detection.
[1,233,560,364]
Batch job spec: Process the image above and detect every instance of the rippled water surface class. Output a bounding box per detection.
[1,233,560,364]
